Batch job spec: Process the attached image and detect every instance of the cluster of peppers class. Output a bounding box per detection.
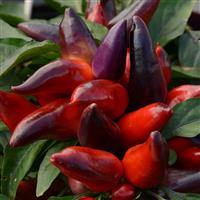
[1,0,200,199]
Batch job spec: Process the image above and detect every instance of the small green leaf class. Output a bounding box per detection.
[36,141,76,197]
[0,2,26,26]
[45,0,83,13]
[162,98,200,139]
[0,194,9,200]
[179,30,200,67]
[1,141,46,200]
[0,40,59,78]
[48,196,73,200]
[149,0,197,46]
[163,187,200,200]
[172,66,200,79]
[168,149,177,166]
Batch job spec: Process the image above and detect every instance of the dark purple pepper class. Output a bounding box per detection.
[17,22,59,43]
[128,16,167,109]
[78,103,121,153]
[92,19,127,80]
[60,8,97,65]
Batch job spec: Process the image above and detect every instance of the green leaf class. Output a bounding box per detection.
[45,0,83,13]
[163,187,200,200]
[0,194,9,200]
[48,196,73,200]
[1,141,46,200]
[149,0,197,46]
[0,40,59,80]
[168,149,177,166]
[172,66,200,79]
[36,141,75,197]
[0,2,26,26]
[162,98,200,139]
[179,30,200,67]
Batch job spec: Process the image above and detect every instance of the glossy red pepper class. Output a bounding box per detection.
[108,0,160,31]
[86,0,116,26]
[71,79,129,119]
[128,16,167,109]
[122,131,169,189]
[12,59,93,104]
[78,103,121,153]
[111,183,136,200]
[60,8,97,64]
[155,43,171,84]
[50,146,123,192]
[0,90,36,132]
[166,84,200,108]
[118,102,172,149]
[68,177,88,194]
[10,100,88,147]
[79,197,95,200]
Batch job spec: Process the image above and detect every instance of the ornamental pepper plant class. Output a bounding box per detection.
[0,0,200,200]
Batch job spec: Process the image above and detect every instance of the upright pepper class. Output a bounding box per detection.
[92,20,127,80]
[12,59,93,104]
[86,0,116,26]
[155,43,171,84]
[122,131,169,189]
[108,0,160,31]
[17,22,59,43]
[71,79,129,119]
[10,100,87,147]
[118,102,172,149]
[50,146,123,192]
[78,103,121,153]
[166,85,200,108]
[128,16,167,109]
[60,8,97,65]
[0,90,36,132]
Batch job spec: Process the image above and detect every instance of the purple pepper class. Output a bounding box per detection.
[128,16,167,109]
[78,103,121,153]
[92,19,127,80]
[17,22,59,43]
[60,8,97,65]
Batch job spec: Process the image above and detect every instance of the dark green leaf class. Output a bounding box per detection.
[179,30,200,67]
[0,40,59,79]
[0,194,9,200]
[149,0,196,46]
[1,141,46,200]
[0,20,31,41]
[48,196,73,200]
[45,0,83,13]
[163,187,200,200]
[172,66,200,79]
[0,2,26,26]
[162,98,200,139]
[36,141,76,197]
[168,149,177,166]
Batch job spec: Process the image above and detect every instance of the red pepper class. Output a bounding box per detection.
[0,90,36,132]
[122,131,169,189]
[50,146,123,192]
[155,43,171,84]
[71,79,129,119]
[10,100,88,147]
[118,102,172,149]
[68,177,88,194]
[111,183,136,200]
[78,103,121,153]
[79,197,95,200]
[166,84,200,108]
[12,59,93,105]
